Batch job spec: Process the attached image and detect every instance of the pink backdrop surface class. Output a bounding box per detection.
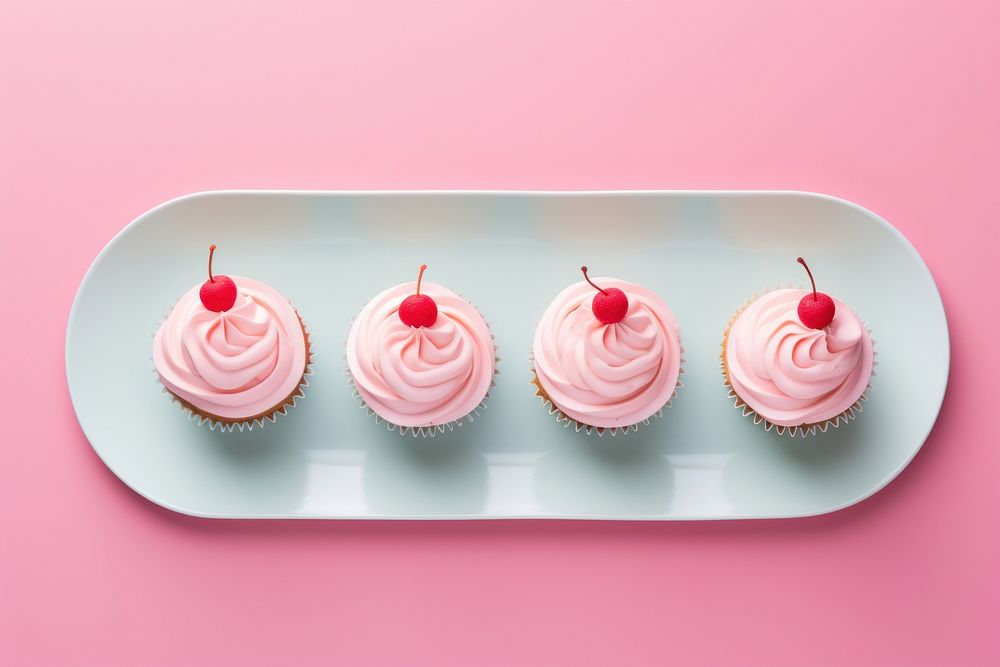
[2,1,998,665]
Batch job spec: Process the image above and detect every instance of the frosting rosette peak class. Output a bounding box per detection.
[532,278,683,430]
[346,281,496,430]
[723,288,874,430]
[153,276,310,425]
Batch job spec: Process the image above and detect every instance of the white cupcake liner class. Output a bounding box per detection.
[529,344,686,438]
[344,294,499,438]
[153,300,314,433]
[721,285,876,438]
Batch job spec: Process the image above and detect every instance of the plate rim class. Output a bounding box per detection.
[65,189,951,520]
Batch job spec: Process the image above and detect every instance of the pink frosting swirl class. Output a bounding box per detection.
[153,276,308,419]
[532,278,682,428]
[725,288,873,427]
[346,282,496,428]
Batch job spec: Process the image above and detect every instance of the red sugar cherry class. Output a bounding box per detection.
[581,266,629,325]
[795,256,836,329]
[399,264,438,328]
[199,244,238,312]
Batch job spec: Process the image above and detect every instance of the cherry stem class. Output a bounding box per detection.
[415,264,428,295]
[208,244,217,282]
[796,256,818,300]
[580,266,607,295]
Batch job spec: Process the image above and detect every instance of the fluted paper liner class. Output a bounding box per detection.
[720,285,876,438]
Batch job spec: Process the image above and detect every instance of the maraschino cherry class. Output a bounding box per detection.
[399,264,438,328]
[199,244,238,312]
[796,256,836,329]
[581,266,628,325]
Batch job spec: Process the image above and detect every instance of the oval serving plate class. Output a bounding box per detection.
[66,191,948,520]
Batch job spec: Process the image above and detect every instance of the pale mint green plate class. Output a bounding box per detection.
[65,191,949,520]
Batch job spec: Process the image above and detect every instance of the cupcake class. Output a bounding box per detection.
[153,245,312,431]
[531,266,683,436]
[346,264,496,437]
[721,257,874,437]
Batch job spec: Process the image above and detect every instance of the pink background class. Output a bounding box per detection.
[2,1,998,665]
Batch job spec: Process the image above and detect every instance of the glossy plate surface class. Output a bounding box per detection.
[65,191,949,520]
